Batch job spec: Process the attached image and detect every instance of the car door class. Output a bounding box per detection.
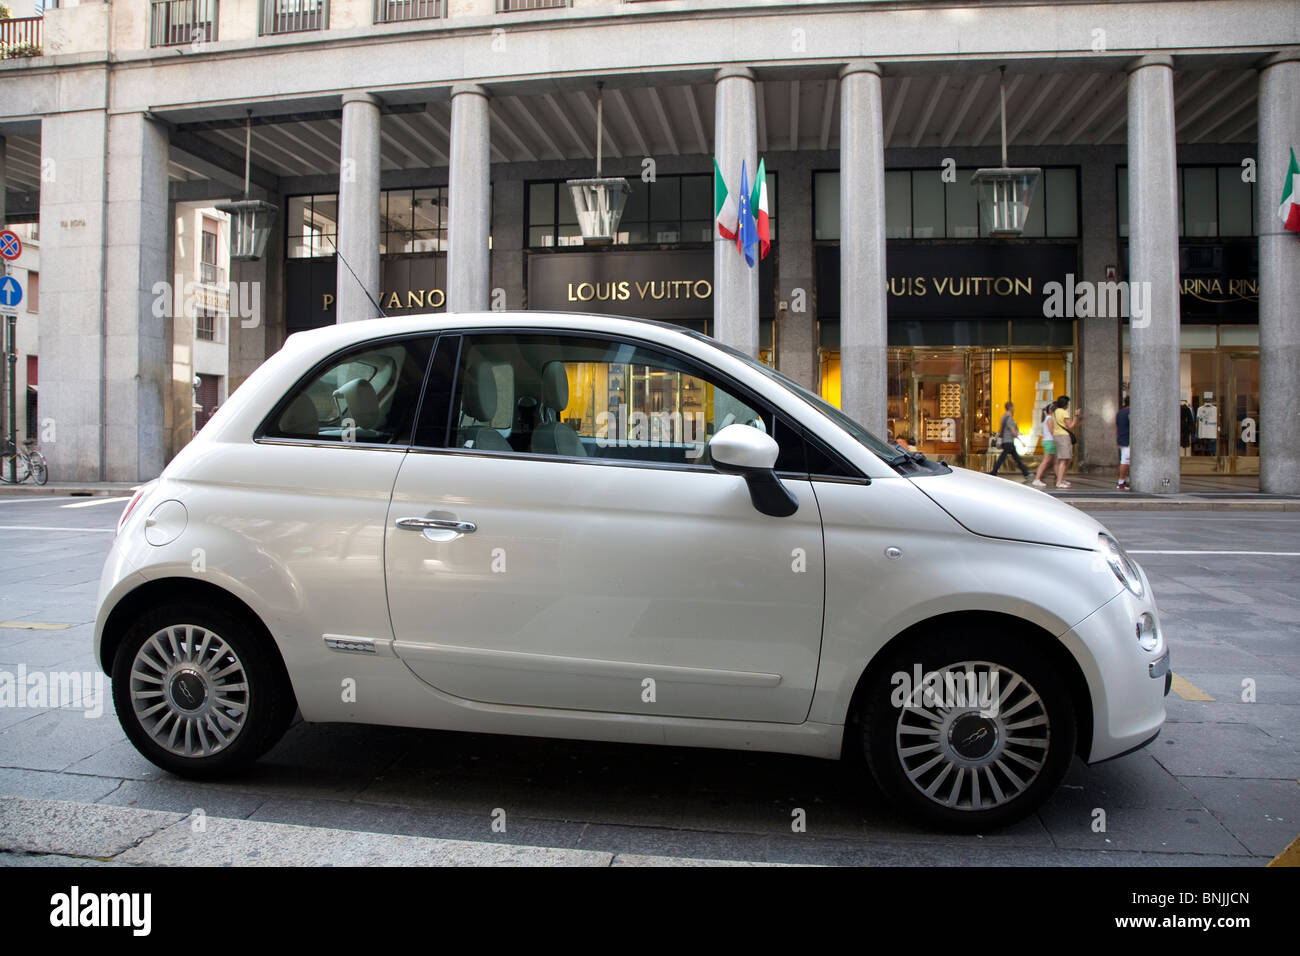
[383,330,825,724]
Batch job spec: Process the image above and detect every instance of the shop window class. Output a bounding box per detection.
[380,187,449,254]
[944,177,980,239]
[1183,167,1218,237]
[817,167,1078,240]
[1118,165,1256,238]
[287,195,338,258]
[1044,169,1078,238]
[884,171,912,239]
[528,173,775,249]
[911,171,945,239]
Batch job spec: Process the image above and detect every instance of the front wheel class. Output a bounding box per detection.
[111,602,296,778]
[861,631,1076,832]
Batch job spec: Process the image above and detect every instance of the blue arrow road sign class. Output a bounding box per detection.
[0,276,22,309]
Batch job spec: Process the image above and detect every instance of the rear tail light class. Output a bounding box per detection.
[116,488,147,536]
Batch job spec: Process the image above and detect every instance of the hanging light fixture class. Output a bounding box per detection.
[215,111,278,261]
[970,67,1041,237]
[565,82,630,245]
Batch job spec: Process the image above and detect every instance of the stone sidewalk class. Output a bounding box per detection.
[0,796,774,867]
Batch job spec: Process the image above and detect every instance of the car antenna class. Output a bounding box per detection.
[325,235,388,318]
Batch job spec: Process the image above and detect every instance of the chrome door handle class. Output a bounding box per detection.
[395,517,477,534]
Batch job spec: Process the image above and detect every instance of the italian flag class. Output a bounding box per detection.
[750,157,771,260]
[714,158,739,241]
[1280,147,1300,235]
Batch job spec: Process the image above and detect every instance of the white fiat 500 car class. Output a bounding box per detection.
[96,312,1168,831]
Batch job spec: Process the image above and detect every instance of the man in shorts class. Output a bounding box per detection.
[1116,396,1131,490]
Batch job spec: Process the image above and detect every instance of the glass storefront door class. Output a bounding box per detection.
[1227,354,1259,474]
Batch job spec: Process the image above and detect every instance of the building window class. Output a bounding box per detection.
[381,187,449,253]
[527,173,776,248]
[200,227,221,285]
[290,189,460,258]
[375,0,440,22]
[814,168,1080,241]
[150,0,219,48]
[496,0,570,12]
[196,309,219,342]
[260,0,328,36]
[1117,165,1257,238]
[25,272,37,313]
[287,195,339,258]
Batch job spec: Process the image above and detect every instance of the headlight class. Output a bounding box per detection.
[1099,533,1145,598]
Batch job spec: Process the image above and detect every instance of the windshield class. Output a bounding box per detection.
[685,331,904,462]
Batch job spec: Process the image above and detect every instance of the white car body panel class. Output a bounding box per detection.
[385,449,824,723]
[94,311,1167,770]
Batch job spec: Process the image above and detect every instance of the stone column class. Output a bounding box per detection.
[447,84,491,313]
[37,112,108,481]
[1077,157,1121,472]
[839,61,888,435]
[1126,56,1181,494]
[103,112,171,481]
[1258,50,1300,495]
[713,67,758,356]
[490,177,523,311]
[776,152,816,391]
[336,92,382,323]
[0,136,6,226]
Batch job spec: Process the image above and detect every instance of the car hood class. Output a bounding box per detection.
[907,466,1105,551]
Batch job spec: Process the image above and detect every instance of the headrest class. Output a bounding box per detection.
[279,393,319,436]
[540,361,569,411]
[464,362,498,422]
[333,377,381,430]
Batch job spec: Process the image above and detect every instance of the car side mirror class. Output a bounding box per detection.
[708,424,799,518]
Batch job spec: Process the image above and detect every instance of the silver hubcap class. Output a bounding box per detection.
[895,661,1050,811]
[129,625,250,758]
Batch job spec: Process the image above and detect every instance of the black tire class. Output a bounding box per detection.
[111,601,296,778]
[30,455,47,485]
[860,629,1075,832]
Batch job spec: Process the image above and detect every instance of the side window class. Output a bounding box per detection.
[446,332,804,470]
[262,337,434,445]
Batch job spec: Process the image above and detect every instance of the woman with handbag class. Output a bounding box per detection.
[1031,401,1057,488]
[1050,395,1080,489]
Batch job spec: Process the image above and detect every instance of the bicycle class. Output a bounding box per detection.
[0,437,48,485]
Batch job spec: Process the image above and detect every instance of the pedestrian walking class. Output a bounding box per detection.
[1032,401,1057,488]
[1116,396,1131,490]
[990,401,1031,480]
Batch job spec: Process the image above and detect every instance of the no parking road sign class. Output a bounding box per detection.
[0,230,21,261]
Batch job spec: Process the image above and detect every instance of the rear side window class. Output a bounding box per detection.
[261,337,434,446]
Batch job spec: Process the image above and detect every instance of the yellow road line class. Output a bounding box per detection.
[0,621,72,630]
[1170,673,1215,701]
[1269,831,1300,867]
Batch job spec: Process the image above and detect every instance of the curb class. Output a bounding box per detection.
[0,796,782,867]
[0,484,140,498]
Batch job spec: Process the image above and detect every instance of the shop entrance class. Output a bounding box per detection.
[1177,351,1260,475]
[882,348,1071,471]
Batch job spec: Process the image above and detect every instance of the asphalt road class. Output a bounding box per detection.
[1,494,1297,866]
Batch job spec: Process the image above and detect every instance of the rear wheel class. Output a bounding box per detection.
[111,602,296,778]
[861,630,1075,832]
[29,453,47,485]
